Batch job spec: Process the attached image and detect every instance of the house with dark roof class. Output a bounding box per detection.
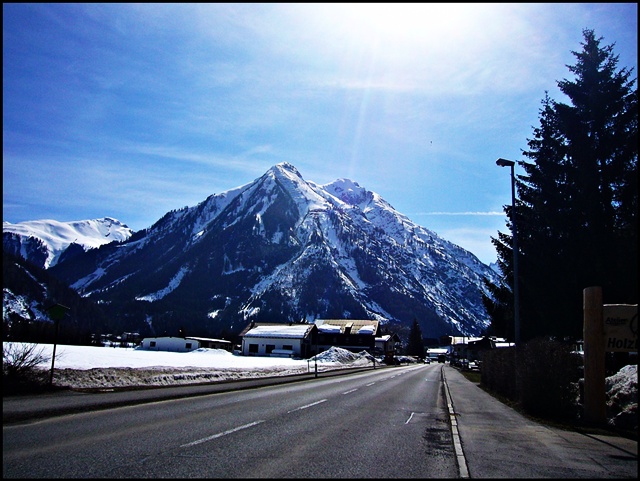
[375,332,402,363]
[238,319,386,359]
[314,319,380,355]
[449,336,512,369]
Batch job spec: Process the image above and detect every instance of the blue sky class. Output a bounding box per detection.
[3,3,637,265]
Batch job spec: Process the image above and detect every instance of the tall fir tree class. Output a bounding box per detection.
[487,29,637,341]
[407,318,425,358]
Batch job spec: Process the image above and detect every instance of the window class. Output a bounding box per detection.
[249,344,259,353]
[150,341,156,348]
[185,343,192,349]
[283,345,293,351]
[266,344,275,354]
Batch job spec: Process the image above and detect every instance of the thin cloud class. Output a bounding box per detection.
[117,141,273,170]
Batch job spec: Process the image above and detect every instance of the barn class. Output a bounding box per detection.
[139,336,232,353]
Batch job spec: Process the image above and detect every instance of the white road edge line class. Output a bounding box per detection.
[405,412,415,424]
[181,420,265,447]
[442,366,470,479]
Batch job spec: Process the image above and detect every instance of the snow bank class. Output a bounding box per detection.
[310,346,374,364]
[605,364,637,431]
[2,342,377,390]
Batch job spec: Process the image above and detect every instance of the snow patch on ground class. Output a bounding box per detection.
[605,364,637,431]
[6,343,375,390]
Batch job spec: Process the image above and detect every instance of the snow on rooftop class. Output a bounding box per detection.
[357,325,375,335]
[244,325,312,338]
[317,324,342,333]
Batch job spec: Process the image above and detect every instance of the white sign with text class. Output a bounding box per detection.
[603,304,638,352]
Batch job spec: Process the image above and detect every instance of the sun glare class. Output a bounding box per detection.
[333,3,483,44]
[280,3,517,93]
[349,3,449,37]
[281,3,507,60]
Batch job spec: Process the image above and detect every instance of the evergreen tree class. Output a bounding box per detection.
[407,318,425,358]
[488,29,637,341]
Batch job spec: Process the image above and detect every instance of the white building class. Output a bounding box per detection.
[139,336,232,353]
[375,333,401,361]
[426,347,450,361]
[240,323,316,358]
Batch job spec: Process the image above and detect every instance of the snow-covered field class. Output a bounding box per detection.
[4,342,377,390]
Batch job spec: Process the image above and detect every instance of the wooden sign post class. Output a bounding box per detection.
[46,302,70,387]
[583,286,605,425]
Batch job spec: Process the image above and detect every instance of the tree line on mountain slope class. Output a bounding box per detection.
[3,251,109,345]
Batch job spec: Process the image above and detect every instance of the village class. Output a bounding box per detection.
[106,318,515,371]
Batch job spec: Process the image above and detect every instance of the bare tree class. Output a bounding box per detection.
[3,342,51,390]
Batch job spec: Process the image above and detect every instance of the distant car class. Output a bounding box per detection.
[467,360,480,371]
[437,354,446,363]
[424,357,431,364]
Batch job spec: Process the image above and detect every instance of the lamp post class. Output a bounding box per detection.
[314,331,318,378]
[496,158,520,345]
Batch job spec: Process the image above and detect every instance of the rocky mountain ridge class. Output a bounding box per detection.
[6,163,501,340]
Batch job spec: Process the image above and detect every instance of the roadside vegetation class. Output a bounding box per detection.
[2,342,55,394]
[455,338,637,441]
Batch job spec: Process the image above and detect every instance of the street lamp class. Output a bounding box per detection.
[496,158,520,345]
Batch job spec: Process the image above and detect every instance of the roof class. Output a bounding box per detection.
[238,322,310,337]
[186,336,232,344]
[315,319,380,335]
[376,333,401,342]
[450,336,508,345]
[141,336,231,344]
[142,336,190,341]
[242,324,315,339]
[427,348,450,354]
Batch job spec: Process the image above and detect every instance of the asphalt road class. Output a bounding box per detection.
[3,364,457,478]
[3,364,637,478]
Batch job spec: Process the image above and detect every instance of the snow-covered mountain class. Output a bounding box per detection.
[3,248,112,339]
[47,163,500,339]
[3,217,133,269]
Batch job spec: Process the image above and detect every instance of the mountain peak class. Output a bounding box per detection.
[269,162,302,179]
[258,162,326,214]
[26,163,499,340]
[3,217,133,268]
[322,178,369,206]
